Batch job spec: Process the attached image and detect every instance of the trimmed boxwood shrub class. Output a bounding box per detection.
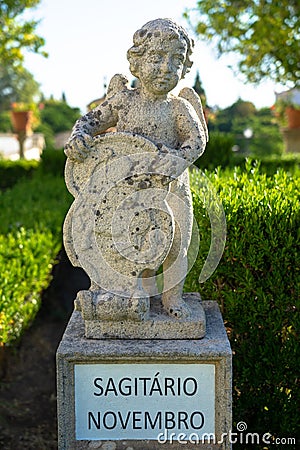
[0,173,72,345]
[232,153,300,176]
[186,161,299,445]
[0,148,67,191]
[0,159,39,190]
[39,148,66,176]
[195,131,234,169]
[0,155,299,445]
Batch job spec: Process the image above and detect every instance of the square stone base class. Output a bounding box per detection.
[85,293,206,339]
[57,301,232,449]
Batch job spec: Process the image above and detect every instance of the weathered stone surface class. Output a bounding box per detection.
[63,18,208,326]
[64,133,175,300]
[56,301,232,450]
[82,292,206,339]
[57,18,231,450]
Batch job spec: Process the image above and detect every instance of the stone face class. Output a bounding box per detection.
[63,18,209,327]
[56,301,232,450]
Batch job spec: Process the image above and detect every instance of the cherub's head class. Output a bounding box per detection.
[127,19,194,96]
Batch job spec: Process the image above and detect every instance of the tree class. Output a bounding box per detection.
[193,71,207,105]
[209,99,257,133]
[209,99,283,156]
[0,111,12,132]
[0,0,47,68]
[185,1,300,86]
[227,98,256,118]
[193,71,206,100]
[39,99,81,133]
[34,98,81,148]
[0,65,41,112]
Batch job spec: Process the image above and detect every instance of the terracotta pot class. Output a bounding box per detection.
[10,110,33,133]
[286,107,300,129]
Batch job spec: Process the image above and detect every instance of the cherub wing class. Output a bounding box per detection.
[179,87,209,143]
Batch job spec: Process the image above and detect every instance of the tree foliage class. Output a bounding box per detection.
[193,71,207,105]
[0,0,47,68]
[185,0,300,86]
[0,65,41,111]
[209,99,283,156]
[39,100,81,134]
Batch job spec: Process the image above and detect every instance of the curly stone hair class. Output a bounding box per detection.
[127,18,194,79]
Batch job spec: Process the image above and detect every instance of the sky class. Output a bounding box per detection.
[23,0,286,113]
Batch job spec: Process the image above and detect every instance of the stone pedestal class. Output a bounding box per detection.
[78,292,206,339]
[56,301,232,449]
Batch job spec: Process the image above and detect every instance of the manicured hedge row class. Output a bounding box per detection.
[194,131,234,169]
[195,132,300,175]
[0,159,39,190]
[187,162,299,444]
[0,173,72,345]
[232,153,300,176]
[1,155,299,444]
[0,149,67,191]
[39,148,66,176]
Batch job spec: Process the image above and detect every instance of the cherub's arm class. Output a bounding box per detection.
[153,99,206,179]
[64,100,118,161]
[65,74,129,161]
[174,97,207,164]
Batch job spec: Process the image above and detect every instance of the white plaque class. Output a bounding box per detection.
[74,363,215,441]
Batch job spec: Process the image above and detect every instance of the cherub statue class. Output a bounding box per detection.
[64,18,208,321]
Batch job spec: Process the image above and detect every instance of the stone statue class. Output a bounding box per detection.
[64,18,208,336]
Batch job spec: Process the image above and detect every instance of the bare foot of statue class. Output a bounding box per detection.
[162,292,191,319]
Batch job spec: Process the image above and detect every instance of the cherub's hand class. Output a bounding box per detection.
[154,144,188,179]
[64,133,94,162]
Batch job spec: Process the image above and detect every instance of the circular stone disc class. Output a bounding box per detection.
[65,132,160,197]
[64,132,175,294]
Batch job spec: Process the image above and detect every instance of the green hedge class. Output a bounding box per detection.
[195,130,300,175]
[0,173,72,345]
[39,148,66,176]
[195,131,234,169]
[0,149,66,191]
[187,161,299,445]
[232,153,300,176]
[0,159,39,190]
[1,155,299,443]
